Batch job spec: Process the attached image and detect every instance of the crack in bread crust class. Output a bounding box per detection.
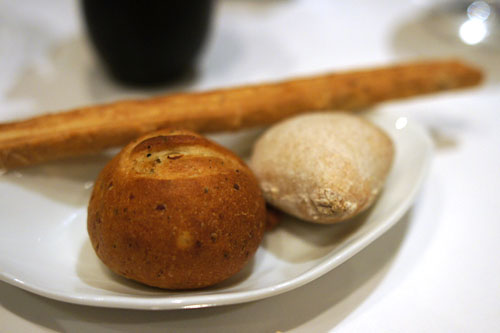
[124,131,243,179]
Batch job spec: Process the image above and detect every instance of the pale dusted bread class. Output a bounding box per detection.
[87,129,266,289]
[250,112,394,224]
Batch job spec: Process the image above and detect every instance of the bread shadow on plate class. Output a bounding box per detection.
[76,239,256,295]
[262,204,375,263]
[1,152,115,207]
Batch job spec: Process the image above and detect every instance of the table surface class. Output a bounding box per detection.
[1,0,499,332]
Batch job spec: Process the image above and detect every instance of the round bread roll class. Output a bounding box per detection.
[250,112,394,224]
[87,129,266,289]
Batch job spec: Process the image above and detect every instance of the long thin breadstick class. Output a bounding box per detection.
[0,59,482,169]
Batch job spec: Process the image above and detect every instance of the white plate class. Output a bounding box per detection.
[0,111,432,310]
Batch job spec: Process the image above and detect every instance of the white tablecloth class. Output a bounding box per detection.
[1,0,499,331]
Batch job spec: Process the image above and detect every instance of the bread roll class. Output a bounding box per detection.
[250,112,394,224]
[87,129,266,289]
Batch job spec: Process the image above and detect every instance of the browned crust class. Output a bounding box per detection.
[0,59,482,169]
[87,129,266,289]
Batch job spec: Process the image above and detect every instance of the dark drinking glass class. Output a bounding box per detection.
[82,0,214,86]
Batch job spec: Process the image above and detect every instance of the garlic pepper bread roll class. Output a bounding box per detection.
[88,129,266,289]
[250,112,394,224]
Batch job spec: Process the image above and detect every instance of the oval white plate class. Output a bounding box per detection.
[0,111,432,310]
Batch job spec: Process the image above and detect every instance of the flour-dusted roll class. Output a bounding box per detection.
[87,129,266,289]
[250,112,394,224]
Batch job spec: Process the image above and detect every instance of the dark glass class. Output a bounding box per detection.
[82,0,213,86]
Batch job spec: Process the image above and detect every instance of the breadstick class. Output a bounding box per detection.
[0,59,482,169]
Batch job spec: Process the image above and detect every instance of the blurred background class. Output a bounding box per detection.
[0,0,498,123]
